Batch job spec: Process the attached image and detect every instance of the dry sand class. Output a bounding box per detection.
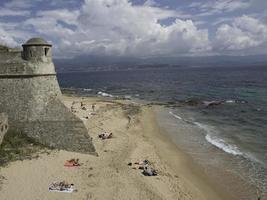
[0,95,225,200]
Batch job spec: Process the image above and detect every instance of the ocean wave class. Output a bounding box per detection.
[194,122,243,156]
[169,111,182,120]
[225,99,235,103]
[124,95,132,99]
[97,91,113,97]
[205,134,243,156]
[83,88,92,92]
[202,100,223,107]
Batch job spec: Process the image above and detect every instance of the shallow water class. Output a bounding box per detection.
[156,107,266,200]
[57,65,267,199]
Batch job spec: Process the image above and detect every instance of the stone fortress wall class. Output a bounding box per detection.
[0,38,95,153]
[0,113,8,145]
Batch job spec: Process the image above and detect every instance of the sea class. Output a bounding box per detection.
[57,65,267,200]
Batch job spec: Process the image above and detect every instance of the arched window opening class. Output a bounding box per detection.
[45,48,49,56]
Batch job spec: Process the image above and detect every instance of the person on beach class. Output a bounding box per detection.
[127,115,132,129]
[64,158,80,167]
[98,132,112,139]
[142,166,157,176]
[81,102,85,107]
[127,115,131,124]
[92,104,95,112]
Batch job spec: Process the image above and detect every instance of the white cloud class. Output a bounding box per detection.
[0,26,18,47]
[215,15,267,50]
[36,9,79,25]
[2,0,266,57]
[190,0,251,16]
[18,0,210,57]
[0,8,30,17]
[143,0,159,7]
[4,0,34,9]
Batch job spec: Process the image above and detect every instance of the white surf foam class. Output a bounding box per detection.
[194,122,243,156]
[97,91,113,97]
[225,99,235,103]
[205,134,243,156]
[83,88,92,91]
[124,95,132,99]
[169,111,182,120]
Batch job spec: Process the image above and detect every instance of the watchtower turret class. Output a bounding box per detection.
[22,38,52,62]
[0,38,95,154]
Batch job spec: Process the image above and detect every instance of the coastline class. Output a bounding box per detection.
[0,95,225,200]
[140,106,226,200]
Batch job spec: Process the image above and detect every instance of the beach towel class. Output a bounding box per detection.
[48,182,74,193]
[64,160,80,167]
[48,186,74,193]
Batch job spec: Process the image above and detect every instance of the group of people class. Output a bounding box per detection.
[70,101,96,113]
[49,158,82,192]
[98,132,113,140]
[128,159,158,176]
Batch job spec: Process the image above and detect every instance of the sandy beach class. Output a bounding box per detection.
[0,95,225,200]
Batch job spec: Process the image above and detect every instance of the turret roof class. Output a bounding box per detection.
[23,38,52,46]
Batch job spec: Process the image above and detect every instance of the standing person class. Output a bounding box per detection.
[92,104,95,112]
[127,115,131,124]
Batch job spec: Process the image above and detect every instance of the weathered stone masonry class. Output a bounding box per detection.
[0,38,95,154]
[0,113,8,145]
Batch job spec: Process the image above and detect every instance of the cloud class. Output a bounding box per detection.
[189,0,251,16]
[19,0,210,57]
[0,8,30,17]
[215,15,267,51]
[4,0,34,9]
[1,0,266,57]
[143,0,159,7]
[0,26,18,47]
[36,9,79,25]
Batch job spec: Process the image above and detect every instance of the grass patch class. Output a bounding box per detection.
[0,130,51,167]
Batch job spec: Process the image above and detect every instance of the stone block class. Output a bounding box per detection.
[0,113,8,145]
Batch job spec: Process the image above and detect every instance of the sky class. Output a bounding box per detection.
[0,0,267,58]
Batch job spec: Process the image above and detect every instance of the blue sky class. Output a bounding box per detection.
[0,0,267,58]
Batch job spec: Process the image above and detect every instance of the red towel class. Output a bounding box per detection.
[64,161,80,167]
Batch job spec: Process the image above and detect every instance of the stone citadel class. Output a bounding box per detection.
[0,38,95,153]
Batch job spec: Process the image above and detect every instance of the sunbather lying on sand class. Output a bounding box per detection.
[64,158,80,167]
[98,132,113,140]
[142,166,157,176]
[134,160,150,165]
[128,160,150,167]
[49,181,74,191]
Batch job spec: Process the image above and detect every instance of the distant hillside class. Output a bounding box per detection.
[0,45,9,52]
[54,54,267,73]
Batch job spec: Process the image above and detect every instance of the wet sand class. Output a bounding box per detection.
[0,95,225,200]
